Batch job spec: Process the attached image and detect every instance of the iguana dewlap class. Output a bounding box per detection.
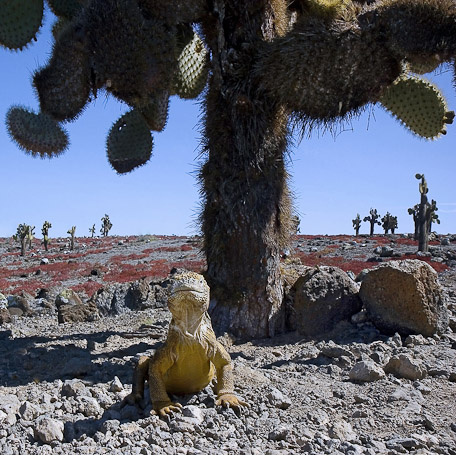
[125,271,247,417]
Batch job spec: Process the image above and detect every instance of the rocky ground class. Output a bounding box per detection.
[0,234,456,455]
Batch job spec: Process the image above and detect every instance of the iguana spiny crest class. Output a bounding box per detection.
[124,271,247,417]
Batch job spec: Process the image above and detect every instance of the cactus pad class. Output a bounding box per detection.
[33,20,90,121]
[173,31,209,99]
[379,75,452,139]
[140,91,170,132]
[407,54,442,75]
[0,0,44,50]
[107,110,153,174]
[6,106,69,157]
[47,0,85,19]
[85,0,176,108]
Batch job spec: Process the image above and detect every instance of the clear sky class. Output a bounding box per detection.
[1,8,455,239]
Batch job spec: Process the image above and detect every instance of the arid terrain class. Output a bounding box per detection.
[0,233,455,455]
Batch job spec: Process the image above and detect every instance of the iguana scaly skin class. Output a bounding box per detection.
[125,271,247,417]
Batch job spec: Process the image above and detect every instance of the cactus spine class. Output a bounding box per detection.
[363,209,381,236]
[41,221,52,251]
[352,214,361,236]
[100,214,112,237]
[67,226,76,250]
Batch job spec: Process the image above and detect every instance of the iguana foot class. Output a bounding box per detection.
[121,392,145,409]
[154,401,183,417]
[216,393,248,409]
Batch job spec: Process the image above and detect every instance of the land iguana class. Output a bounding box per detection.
[124,271,247,417]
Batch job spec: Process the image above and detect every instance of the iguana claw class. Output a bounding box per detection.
[155,401,183,417]
[216,393,248,409]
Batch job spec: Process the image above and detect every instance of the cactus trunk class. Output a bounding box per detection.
[20,237,27,257]
[200,3,291,339]
[418,192,429,252]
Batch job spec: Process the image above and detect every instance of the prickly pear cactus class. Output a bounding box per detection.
[0,0,44,50]
[33,21,91,122]
[379,75,454,139]
[407,55,442,75]
[140,91,170,132]
[47,0,85,20]
[6,106,69,157]
[85,0,177,108]
[173,31,209,99]
[107,109,153,174]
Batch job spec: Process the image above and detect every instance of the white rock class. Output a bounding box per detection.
[19,402,41,421]
[328,419,358,442]
[77,396,102,417]
[110,376,124,392]
[385,354,427,380]
[349,361,386,382]
[267,387,292,409]
[34,417,64,444]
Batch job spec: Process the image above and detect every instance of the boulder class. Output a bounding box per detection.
[55,289,83,308]
[359,260,448,336]
[384,354,427,380]
[291,266,362,336]
[58,301,98,323]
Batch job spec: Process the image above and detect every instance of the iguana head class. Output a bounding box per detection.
[167,271,210,336]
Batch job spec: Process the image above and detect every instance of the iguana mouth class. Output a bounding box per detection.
[171,286,204,294]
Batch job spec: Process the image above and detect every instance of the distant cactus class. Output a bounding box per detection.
[41,221,52,251]
[13,224,30,256]
[27,226,36,249]
[381,212,398,234]
[408,204,420,240]
[100,214,112,237]
[363,209,381,236]
[429,199,440,233]
[352,214,361,236]
[89,224,96,238]
[67,226,76,250]
[413,174,439,252]
[390,215,398,234]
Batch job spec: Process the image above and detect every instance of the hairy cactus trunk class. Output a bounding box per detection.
[200,1,291,339]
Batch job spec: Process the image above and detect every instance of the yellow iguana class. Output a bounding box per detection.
[125,271,247,417]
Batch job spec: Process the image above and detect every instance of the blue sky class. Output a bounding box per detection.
[1,9,455,238]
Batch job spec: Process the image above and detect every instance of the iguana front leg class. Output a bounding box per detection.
[123,355,150,407]
[148,350,182,417]
[211,342,248,409]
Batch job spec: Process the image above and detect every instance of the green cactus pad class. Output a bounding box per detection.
[107,110,153,174]
[173,31,209,99]
[0,0,44,50]
[33,21,90,121]
[6,106,69,157]
[140,91,170,132]
[379,75,451,139]
[47,0,85,19]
